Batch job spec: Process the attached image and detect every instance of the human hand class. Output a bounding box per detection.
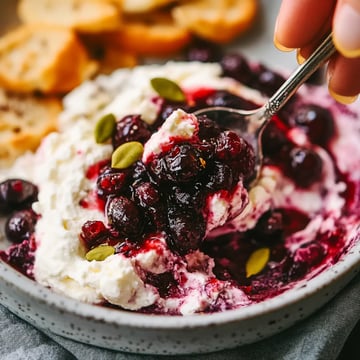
[274,0,360,104]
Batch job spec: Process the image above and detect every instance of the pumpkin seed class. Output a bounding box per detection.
[150,77,186,102]
[85,245,115,261]
[94,113,116,144]
[111,141,144,169]
[245,247,270,278]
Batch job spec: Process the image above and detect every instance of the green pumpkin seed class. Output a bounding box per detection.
[111,141,144,169]
[245,247,270,278]
[94,113,116,144]
[150,77,186,102]
[85,245,115,261]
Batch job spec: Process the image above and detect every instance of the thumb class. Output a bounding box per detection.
[333,0,360,57]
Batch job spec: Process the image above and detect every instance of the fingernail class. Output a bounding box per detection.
[328,87,358,104]
[273,18,293,52]
[273,35,294,52]
[296,49,306,64]
[334,3,360,58]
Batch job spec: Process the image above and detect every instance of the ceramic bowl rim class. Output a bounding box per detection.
[1,233,359,330]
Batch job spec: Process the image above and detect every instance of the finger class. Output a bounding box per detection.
[333,0,360,58]
[274,0,337,50]
[297,17,333,63]
[327,54,360,102]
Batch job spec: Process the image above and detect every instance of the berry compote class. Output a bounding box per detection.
[0,52,359,315]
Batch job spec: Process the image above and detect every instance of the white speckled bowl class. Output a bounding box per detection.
[0,234,359,355]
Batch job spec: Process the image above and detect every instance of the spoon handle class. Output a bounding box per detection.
[264,33,336,118]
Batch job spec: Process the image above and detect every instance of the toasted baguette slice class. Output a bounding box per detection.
[172,0,258,43]
[17,0,122,33]
[0,25,98,94]
[117,0,175,14]
[102,12,192,56]
[0,89,62,168]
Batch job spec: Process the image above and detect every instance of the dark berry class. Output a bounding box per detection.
[291,104,334,146]
[205,90,256,111]
[286,147,323,187]
[253,64,285,97]
[167,208,206,255]
[186,40,222,62]
[96,169,128,198]
[220,53,253,85]
[215,131,243,161]
[5,209,38,244]
[132,161,149,186]
[134,182,166,229]
[197,115,221,140]
[206,161,237,191]
[150,143,204,183]
[293,242,326,266]
[80,220,109,249]
[112,115,151,149]
[215,131,255,179]
[2,240,35,277]
[145,271,179,298]
[169,183,205,210]
[261,119,291,158]
[106,196,143,238]
[0,179,38,213]
[134,182,160,207]
[252,209,284,242]
[154,101,189,128]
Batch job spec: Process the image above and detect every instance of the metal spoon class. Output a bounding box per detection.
[194,33,336,177]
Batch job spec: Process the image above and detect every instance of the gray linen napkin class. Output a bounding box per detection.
[1,272,359,360]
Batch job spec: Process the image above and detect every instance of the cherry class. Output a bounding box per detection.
[167,208,206,255]
[291,104,335,146]
[80,220,109,249]
[215,131,255,179]
[1,240,35,277]
[197,115,221,140]
[220,53,253,85]
[5,209,38,244]
[206,161,237,191]
[186,39,222,63]
[150,143,204,183]
[252,209,284,242]
[252,64,285,97]
[112,114,152,149]
[261,120,291,159]
[106,196,144,238]
[0,179,38,213]
[215,131,244,161]
[205,90,256,111]
[285,147,323,188]
[96,168,128,198]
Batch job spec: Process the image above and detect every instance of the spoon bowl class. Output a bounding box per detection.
[194,33,336,176]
